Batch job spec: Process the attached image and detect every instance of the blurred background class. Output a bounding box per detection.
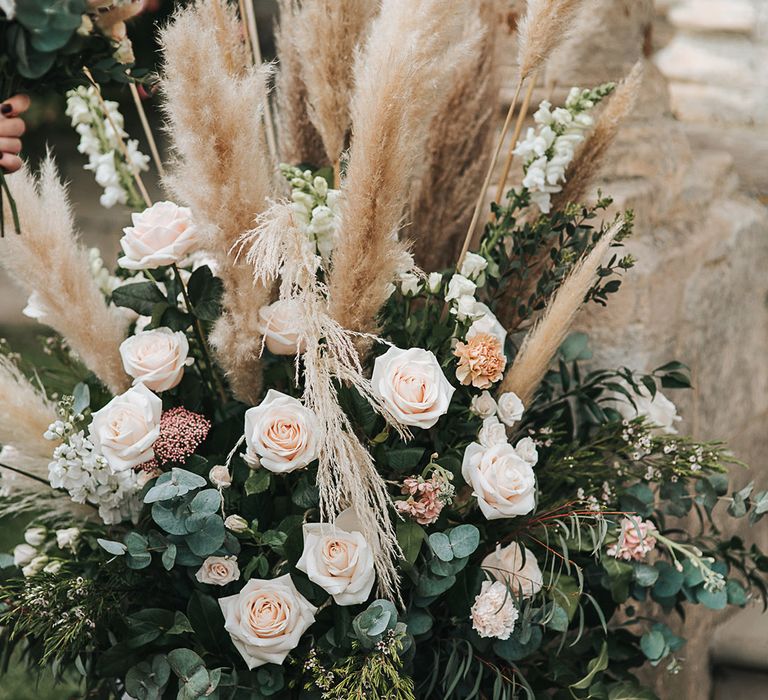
[1,0,766,697]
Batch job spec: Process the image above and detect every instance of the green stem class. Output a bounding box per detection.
[0,461,50,487]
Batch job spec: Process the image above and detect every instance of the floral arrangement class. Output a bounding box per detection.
[0,1,766,699]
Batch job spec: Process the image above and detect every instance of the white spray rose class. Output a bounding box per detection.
[209,465,232,489]
[427,272,443,293]
[89,383,162,472]
[119,328,192,392]
[296,508,375,606]
[445,274,476,303]
[195,555,240,586]
[56,527,81,551]
[13,543,37,568]
[467,303,507,347]
[118,201,197,270]
[616,384,681,435]
[24,526,47,547]
[496,392,525,427]
[452,294,479,321]
[225,515,250,533]
[219,575,317,669]
[514,437,539,466]
[371,346,455,429]
[258,299,306,356]
[470,391,497,418]
[460,252,488,280]
[482,542,543,597]
[244,390,321,473]
[470,580,519,640]
[478,416,508,447]
[399,272,422,296]
[462,442,536,520]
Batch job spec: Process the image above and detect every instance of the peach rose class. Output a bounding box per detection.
[296,508,375,606]
[118,201,197,270]
[244,390,321,473]
[119,328,192,392]
[195,555,240,586]
[371,346,455,429]
[482,542,543,597]
[89,383,161,472]
[258,299,306,356]
[219,575,317,669]
[462,442,536,520]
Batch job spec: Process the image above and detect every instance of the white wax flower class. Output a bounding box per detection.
[470,580,519,640]
[482,542,543,598]
[120,328,192,392]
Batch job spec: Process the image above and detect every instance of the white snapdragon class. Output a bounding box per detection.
[65,86,149,210]
[281,165,341,261]
[514,84,614,213]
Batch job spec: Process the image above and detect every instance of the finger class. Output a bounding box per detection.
[0,137,22,155]
[0,153,23,174]
[0,117,25,138]
[0,94,31,117]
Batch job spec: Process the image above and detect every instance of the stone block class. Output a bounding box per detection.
[655,33,755,87]
[669,0,756,34]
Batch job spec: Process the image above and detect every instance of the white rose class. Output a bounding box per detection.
[445,274,476,303]
[616,384,681,435]
[24,526,47,547]
[56,527,81,551]
[244,390,321,473]
[478,416,507,447]
[13,543,37,567]
[89,383,162,472]
[195,555,240,586]
[482,542,543,597]
[452,294,478,321]
[22,555,48,578]
[497,392,525,427]
[296,508,375,606]
[119,328,192,392]
[371,346,455,429]
[460,252,488,280]
[219,574,317,669]
[258,299,306,356]
[225,515,250,533]
[399,272,422,297]
[514,437,538,466]
[462,442,536,520]
[118,201,197,270]
[467,303,507,347]
[209,465,232,489]
[470,391,497,418]
[427,272,443,293]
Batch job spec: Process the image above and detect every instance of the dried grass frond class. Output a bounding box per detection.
[499,219,623,404]
[410,1,500,271]
[550,61,644,211]
[517,0,585,79]
[159,0,275,403]
[328,0,476,336]
[1,159,130,395]
[274,0,329,166]
[291,0,377,166]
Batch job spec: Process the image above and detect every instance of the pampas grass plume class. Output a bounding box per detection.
[517,0,585,79]
[1,159,130,395]
[500,219,623,404]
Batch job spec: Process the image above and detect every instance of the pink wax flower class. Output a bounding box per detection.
[607,517,658,561]
[395,469,454,526]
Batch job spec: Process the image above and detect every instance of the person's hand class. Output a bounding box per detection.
[0,94,30,174]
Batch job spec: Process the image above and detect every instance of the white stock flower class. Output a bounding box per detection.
[514,437,539,466]
[470,391,497,419]
[616,384,681,435]
[462,442,536,520]
[244,390,321,473]
[296,508,375,606]
[445,274,476,303]
[496,392,525,427]
[459,252,488,280]
[118,202,197,270]
[219,575,317,669]
[13,544,37,568]
[470,580,519,640]
[478,416,507,447]
[119,328,192,392]
[371,346,455,429]
[89,383,162,473]
[258,299,306,356]
[195,555,240,586]
[482,542,543,598]
[24,526,47,547]
[56,527,80,551]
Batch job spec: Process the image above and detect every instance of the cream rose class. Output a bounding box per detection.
[470,391,498,419]
[371,346,455,429]
[514,437,539,466]
[478,416,507,447]
[89,383,162,472]
[118,201,197,270]
[119,328,192,392]
[195,555,240,586]
[209,465,232,489]
[497,392,525,427]
[296,508,375,606]
[444,274,476,302]
[219,574,317,669]
[482,542,543,597]
[462,442,536,520]
[244,390,321,473]
[616,384,681,435]
[258,299,306,356]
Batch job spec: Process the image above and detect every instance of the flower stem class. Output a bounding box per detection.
[0,461,51,487]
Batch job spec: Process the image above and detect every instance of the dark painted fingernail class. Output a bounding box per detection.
[0,104,11,115]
